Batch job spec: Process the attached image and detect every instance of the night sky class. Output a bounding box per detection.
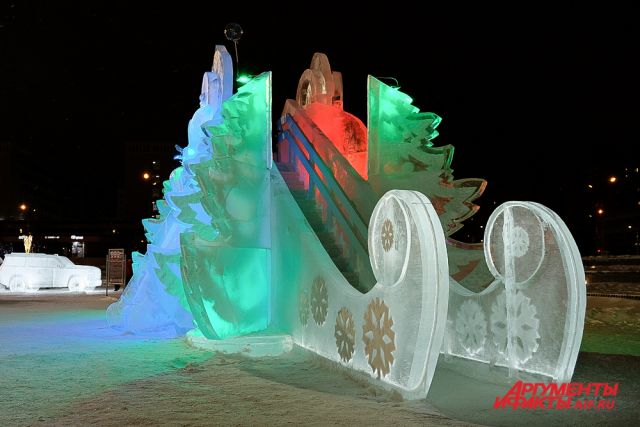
[1,3,638,249]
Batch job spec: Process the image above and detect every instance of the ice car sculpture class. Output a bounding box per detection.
[0,253,101,292]
[113,49,585,397]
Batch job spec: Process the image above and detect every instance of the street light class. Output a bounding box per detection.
[142,172,150,180]
[609,176,617,183]
[19,203,27,211]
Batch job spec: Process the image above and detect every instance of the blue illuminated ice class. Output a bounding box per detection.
[106,46,233,336]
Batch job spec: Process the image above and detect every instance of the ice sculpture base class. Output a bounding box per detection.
[186,330,294,358]
[436,353,548,387]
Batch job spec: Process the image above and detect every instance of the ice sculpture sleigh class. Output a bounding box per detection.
[108,49,585,399]
[275,54,585,392]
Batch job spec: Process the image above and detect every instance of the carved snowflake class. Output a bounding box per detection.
[455,300,487,356]
[511,226,530,258]
[334,307,355,362]
[381,219,394,252]
[362,298,396,378]
[490,290,540,363]
[298,290,309,326]
[310,276,328,325]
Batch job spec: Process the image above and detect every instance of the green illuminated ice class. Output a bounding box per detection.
[180,72,272,340]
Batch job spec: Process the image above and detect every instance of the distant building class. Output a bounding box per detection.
[117,141,178,220]
[0,142,19,220]
[0,140,180,262]
[580,167,640,255]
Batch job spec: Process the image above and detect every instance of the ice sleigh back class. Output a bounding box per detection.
[444,201,586,382]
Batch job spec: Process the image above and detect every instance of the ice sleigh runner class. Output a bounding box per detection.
[108,49,586,399]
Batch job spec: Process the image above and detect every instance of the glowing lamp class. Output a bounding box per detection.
[236,74,251,85]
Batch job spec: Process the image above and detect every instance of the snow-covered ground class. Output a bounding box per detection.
[429,295,640,426]
[0,292,638,426]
